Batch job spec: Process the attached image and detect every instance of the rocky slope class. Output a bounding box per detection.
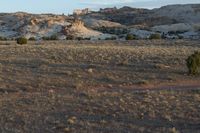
[82,4,200,27]
[0,4,200,40]
[0,12,113,40]
[0,12,70,39]
[63,20,114,40]
[81,4,200,39]
[83,18,122,29]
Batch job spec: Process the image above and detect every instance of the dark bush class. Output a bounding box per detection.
[66,35,74,40]
[42,35,58,40]
[105,37,117,40]
[0,36,7,41]
[126,34,136,40]
[16,37,28,44]
[29,37,36,41]
[161,33,167,39]
[49,35,58,40]
[178,35,184,39]
[76,37,84,40]
[149,34,161,39]
[84,38,91,40]
[42,36,49,40]
[186,51,200,75]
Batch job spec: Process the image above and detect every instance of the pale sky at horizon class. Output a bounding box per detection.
[0,0,199,14]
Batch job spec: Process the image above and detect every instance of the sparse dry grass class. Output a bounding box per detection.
[0,40,199,133]
[0,40,199,89]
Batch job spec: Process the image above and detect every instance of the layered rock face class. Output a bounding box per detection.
[81,4,200,39]
[63,19,114,40]
[82,4,200,26]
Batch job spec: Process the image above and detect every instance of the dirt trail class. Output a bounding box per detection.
[98,80,200,93]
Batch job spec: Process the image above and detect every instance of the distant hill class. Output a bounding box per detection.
[82,4,200,27]
[0,4,200,40]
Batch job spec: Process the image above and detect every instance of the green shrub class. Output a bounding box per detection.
[149,34,161,39]
[16,37,27,44]
[126,34,136,40]
[186,51,200,75]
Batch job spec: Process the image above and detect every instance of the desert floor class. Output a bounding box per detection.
[0,40,199,133]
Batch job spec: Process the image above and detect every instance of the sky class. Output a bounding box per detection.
[0,0,199,14]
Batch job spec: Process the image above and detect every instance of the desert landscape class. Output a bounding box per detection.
[0,39,199,132]
[0,2,200,133]
[0,4,200,40]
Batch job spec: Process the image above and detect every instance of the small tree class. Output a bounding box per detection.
[149,34,161,39]
[186,51,200,75]
[16,37,27,44]
[126,34,136,40]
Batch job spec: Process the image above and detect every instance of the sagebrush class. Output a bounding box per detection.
[186,51,200,75]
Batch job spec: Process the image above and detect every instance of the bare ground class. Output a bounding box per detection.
[0,40,200,133]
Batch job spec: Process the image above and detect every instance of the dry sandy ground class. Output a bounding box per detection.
[0,40,199,133]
